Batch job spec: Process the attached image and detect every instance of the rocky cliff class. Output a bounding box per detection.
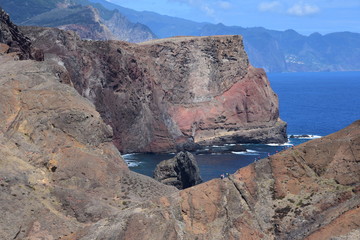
[22,27,287,153]
[1,11,359,239]
[0,13,176,239]
[0,7,32,59]
[75,120,360,240]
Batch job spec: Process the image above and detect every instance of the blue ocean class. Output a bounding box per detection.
[124,72,360,181]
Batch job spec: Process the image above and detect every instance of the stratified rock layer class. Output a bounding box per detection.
[22,27,287,153]
[154,151,202,189]
[79,120,360,240]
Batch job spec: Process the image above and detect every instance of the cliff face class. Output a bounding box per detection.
[0,13,176,240]
[77,120,360,240]
[0,7,32,59]
[22,27,287,153]
[1,12,359,239]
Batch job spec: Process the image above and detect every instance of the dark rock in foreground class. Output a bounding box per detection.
[154,151,202,189]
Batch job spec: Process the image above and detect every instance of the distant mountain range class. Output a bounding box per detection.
[1,0,359,72]
[0,0,157,43]
[87,0,360,73]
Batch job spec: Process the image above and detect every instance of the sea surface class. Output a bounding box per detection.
[124,71,360,182]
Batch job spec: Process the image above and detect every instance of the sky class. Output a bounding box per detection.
[106,0,360,35]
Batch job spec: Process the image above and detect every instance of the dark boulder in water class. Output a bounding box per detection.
[153,151,202,189]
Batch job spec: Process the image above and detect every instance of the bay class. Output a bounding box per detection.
[125,71,360,182]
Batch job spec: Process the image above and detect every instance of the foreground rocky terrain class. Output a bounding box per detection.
[72,120,360,240]
[21,26,287,153]
[1,8,359,240]
[0,10,177,239]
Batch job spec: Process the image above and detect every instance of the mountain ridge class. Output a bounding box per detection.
[0,0,157,43]
[88,0,360,72]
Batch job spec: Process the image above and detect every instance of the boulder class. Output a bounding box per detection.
[154,151,202,189]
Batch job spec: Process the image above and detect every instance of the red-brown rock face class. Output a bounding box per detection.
[78,120,360,240]
[0,27,176,239]
[22,28,287,153]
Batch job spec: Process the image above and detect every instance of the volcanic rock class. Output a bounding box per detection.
[154,151,202,189]
[77,120,360,240]
[0,13,177,239]
[0,7,32,59]
[22,26,287,153]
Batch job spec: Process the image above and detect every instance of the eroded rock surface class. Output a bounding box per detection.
[78,120,360,240]
[0,30,176,240]
[1,12,359,239]
[154,151,202,189]
[0,7,32,59]
[22,26,287,153]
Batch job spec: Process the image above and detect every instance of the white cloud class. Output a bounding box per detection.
[201,5,215,16]
[287,3,320,16]
[258,1,282,12]
[218,1,231,9]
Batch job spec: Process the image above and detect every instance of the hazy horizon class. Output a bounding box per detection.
[106,0,360,35]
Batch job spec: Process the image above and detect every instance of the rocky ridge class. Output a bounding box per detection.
[0,10,359,239]
[0,7,32,59]
[22,26,287,153]
[0,12,176,239]
[0,0,157,43]
[77,120,360,239]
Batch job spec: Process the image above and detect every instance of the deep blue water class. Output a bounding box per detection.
[269,71,360,136]
[125,71,360,182]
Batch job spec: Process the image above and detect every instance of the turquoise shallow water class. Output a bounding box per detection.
[125,71,360,182]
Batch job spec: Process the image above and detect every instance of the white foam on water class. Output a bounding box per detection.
[246,149,258,153]
[289,135,322,139]
[224,144,236,146]
[122,153,139,158]
[232,151,259,155]
[126,160,141,167]
[266,142,293,147]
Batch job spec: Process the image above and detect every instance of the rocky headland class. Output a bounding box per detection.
[1,8,359,240]
[21,26,287,153]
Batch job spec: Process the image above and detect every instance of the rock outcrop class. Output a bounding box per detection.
[1,11,359,239]
[0,14,176,239]
[75,120,360,240]
[22,26,287,153]
[154,151,202,189]
[0,7,32,59]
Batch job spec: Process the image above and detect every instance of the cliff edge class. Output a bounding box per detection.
[22,27,287,153]
[79,120,360,240]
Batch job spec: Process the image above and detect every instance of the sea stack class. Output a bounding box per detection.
[154,151,202,189]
